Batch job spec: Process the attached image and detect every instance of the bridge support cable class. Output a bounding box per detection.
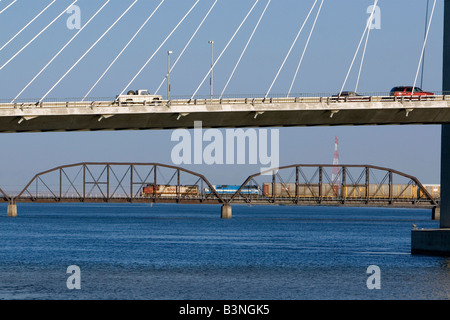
[190,0,260,100]
[119,0,201,97]
[421,0,431,89]
[0,0,79,73]
[82,0,165,101]
[219,0,271,99]
[0,0,57,54]
[287,0,323,97]
[265,0,318,99]
[154,0,219,96]
[11,0,111,103]
[39,0,139,102]
[339,0,378,96]
[412,0,437,96]
[354,2,376,93]
[0,0,18,15]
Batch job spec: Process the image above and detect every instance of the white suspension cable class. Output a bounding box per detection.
[354,18,371,93]
[0,0,56,53]
[0,0,18,15]
[155,0,219,95]
[412,0,436,95]
[219,0,271,99]
[287,0,323,97]
[83,0,165,101]
[0,0,78,72]
[265,0,318,98]
[339,0,377,96]
[120,0,200,97]
[40,0,139,102]
[191,0,259,100]
[355,1,378,93]
[12,0,111,103]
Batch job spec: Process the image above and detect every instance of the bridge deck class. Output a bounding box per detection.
[0,95,449,133]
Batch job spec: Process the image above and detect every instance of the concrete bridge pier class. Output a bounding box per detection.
[411,1,450,255]
[221,204,232,219]
[7,202,17,217]
[432,207,440,221]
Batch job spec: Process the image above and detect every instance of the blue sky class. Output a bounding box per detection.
[0,0,444,192]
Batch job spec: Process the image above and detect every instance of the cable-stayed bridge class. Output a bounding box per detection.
[1,0,449,254]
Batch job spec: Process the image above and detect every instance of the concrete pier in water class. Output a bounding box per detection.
[7,203,17,217]
[221,204,232,219]
[411,0,450,255]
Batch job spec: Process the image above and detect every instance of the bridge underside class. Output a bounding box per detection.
[11,197,435,208]
[1,99,450,132]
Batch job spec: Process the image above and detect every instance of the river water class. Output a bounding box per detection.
[0,203,448,300]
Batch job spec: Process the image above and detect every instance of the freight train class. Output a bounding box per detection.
[262,183,440,199]
[140,184,259,197]
[140,183,440,199]
[141,184,199,198]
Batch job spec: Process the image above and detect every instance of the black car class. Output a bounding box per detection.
[332,91,361,97]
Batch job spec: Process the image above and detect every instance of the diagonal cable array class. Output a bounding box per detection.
[191,0,260,100]
[82,0,166,101]
[219,0,271,99]
[412,0,436,95]
[0,0,18,15]
[265,0,319,98]
[0,0,79,72]
[154,0,219,96]
[0,0,56,53]
[287,0,324,97]
[12,0,111,103]
[40,0,139,102]
[339,0,378,96]
[119,0,201,97]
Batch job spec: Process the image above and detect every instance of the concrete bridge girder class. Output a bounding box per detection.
[0,99,449,132]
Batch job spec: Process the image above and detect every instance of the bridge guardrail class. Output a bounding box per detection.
[0,95,448,110]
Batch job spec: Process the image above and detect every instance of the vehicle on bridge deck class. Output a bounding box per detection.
[331,91,369,102]
[116,89,163,105]
[389,86,434,98]
[141,184,200,198]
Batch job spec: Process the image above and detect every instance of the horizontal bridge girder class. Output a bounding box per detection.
[0,97,449,132]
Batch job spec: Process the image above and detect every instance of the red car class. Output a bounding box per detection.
[390,86,434,97]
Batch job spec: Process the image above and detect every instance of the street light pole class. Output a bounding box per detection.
[208,40,214,100]
[167,50,173,100]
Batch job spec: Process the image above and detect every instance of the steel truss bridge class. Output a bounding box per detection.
[0,163,439,217]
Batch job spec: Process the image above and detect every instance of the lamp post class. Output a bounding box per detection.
[208,40,214,100]
[167,50,173,100]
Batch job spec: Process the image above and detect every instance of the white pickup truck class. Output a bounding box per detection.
[116,89,163,105]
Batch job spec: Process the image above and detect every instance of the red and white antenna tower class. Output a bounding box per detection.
[332,136,341,187]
